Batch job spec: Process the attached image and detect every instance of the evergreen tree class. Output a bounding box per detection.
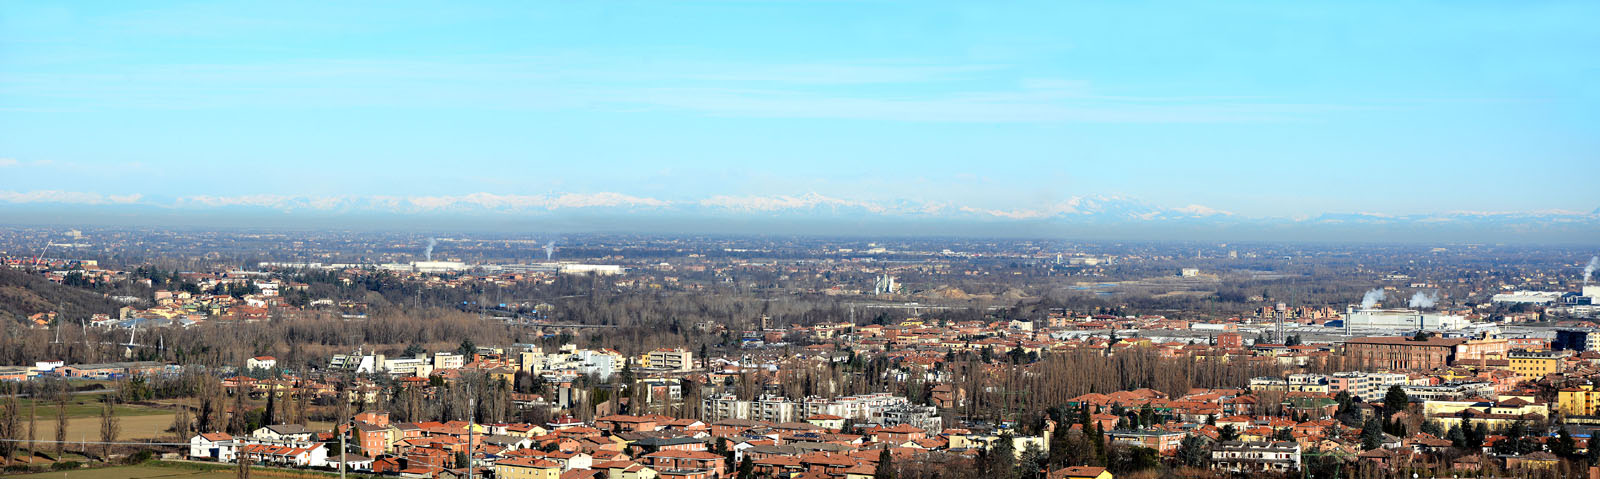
[264,390,277,426]
[1382,386,1408,416]
[986,433,1018,479]
[1176,435,1209,467]
[1464,420,1487,449]
[1361,417,1383,450]
[1552,428,1577,459]
[874,449,895,479]
[1018,442,1047,479]
[1420,420,1443,438]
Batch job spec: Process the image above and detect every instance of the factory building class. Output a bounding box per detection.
[1491,291,1565,305]
[1343,306,1470,330]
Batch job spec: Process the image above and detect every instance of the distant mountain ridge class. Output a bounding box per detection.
[0,189,1595,236]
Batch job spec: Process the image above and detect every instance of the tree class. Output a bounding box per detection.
[980,433,1018,479]
[1177,435,1209,468]
[53,393,66,460]
[1446,425,1465,448]
[292,390,310,426]
[1107,445,1158,474]
[1493,419,1536,456]
[27,394,36,465]
[1018,442,1047,479]
[1382,386,1408,416]
[171,403,194,438]
[229,387,248,435]
[875,448,896,479]
[0,384,17,466]
[1463,417,1485,449]
[1361,417,1382,451]
[1218,424,1239,442]
[1420,420,1443,438]
[237,449,252,479]
[739,455,754,479]
[98,395,120,461]
[263,390,277,427]
[1552,428,1577,459]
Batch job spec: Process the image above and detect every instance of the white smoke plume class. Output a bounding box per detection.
[1586,255,1599,287]
[1408,291,1439,309]
[544,240,556,261]
[1359,288,1386,309]
[424,238,438,261]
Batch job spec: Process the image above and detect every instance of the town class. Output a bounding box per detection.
[1,230,1599,479]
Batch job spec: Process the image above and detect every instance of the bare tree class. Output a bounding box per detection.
[228,386,248,435]
[0,383,17,465]
[98,395,119,461]
[237,449,252,479]
[292,389,310,426]
[27,394,36,464]
[171,402,193,439]
[53,392,66,460]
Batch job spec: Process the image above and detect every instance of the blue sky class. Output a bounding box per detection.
[1,1,1597,222]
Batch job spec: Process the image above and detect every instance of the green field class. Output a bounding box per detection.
[16,392,169,419]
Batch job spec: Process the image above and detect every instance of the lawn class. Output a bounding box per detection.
[15,392,169,419]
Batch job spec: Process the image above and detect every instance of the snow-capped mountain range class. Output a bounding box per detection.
[1,189,1596,228]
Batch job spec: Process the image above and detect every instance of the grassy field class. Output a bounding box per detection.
[16,392,169,419]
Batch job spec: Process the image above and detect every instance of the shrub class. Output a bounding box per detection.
[52,461,84,471]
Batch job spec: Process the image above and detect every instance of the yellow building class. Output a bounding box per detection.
[1423,399,1548,430]
[1558,385,1600,415]
[1507,350,1567,379]
[495,457,562,479]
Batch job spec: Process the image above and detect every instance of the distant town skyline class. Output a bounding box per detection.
[3,1,1597,233]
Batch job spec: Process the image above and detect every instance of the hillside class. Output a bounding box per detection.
[0,265,122,321]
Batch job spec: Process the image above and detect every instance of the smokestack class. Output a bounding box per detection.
[424,238,438,261]
[1359,288,1385,310]
[1408,291,1439,309]
[544,240,556,261]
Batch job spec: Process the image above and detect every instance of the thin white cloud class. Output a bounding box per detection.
[0,54,1361,123]
[0,158,17,167]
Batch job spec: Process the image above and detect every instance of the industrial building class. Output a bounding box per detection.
[1342,306,1470,330]
[1491,291,1565,305]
